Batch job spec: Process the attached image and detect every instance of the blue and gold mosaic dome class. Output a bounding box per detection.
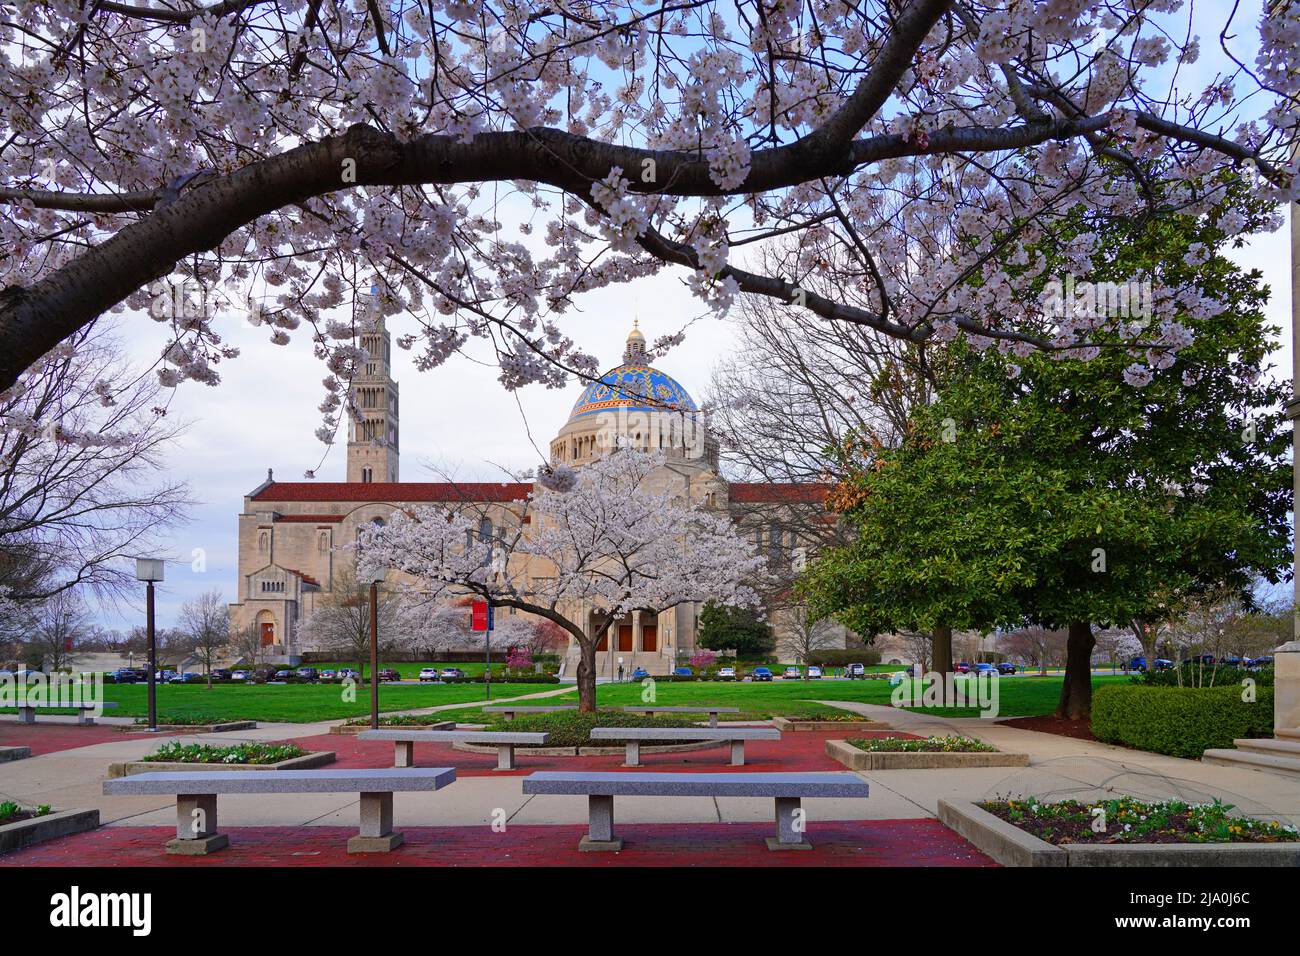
[569,323,698,420]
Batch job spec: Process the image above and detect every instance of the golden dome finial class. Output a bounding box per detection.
[624,320,647,364]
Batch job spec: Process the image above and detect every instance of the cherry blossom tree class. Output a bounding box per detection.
[0,1,1296,451]
[358,449,762,709]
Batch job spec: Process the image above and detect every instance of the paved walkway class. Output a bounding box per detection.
[814,700,1300,827]
[2,696,1297,865]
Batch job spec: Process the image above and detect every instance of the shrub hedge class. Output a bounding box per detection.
[1091,684,1274,759]
[1137,664,1274,688]
[806,649,882,667]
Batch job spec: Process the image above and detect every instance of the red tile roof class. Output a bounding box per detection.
[728,483,830,504]
[251,482,533,503]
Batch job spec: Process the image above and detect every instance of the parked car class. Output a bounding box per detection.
[211,669,232,681]
[294,667,318,682]
[1182,654,1216,665]
[338,668,360,680]
[1250,656,1274,668]
[672,666,693,677]
[156,669,178,682]
[110,668,139,684]
[782,666,802,679]
[806,665,823,679]
[1152,658,1175,670]
[751,666,773,682]
[844,662,866,679]
[995,662,1018,675]
[378,668,402,681]
[1220,656,1244,667]
[630,667,650,680]
[717,666,736,679]
[230,669,251,681]
[418,667,440,682]
[271,669,295,681]
[172,672,203,684]
[954,661,972,674]
[438,667,465,679]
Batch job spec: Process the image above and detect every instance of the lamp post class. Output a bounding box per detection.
[368,571,383,730]
[135,558,165,732]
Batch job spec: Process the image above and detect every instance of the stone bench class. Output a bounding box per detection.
[590,726,780,767]
[16,702,119,726]
[357,729,549,770]
[482,705,577,721]
[522,771,868,851]
[103,767,455,855]
[621,706,739,727]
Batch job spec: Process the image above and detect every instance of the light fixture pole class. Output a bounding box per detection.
[369,572,383,730]
[135,558,165,732]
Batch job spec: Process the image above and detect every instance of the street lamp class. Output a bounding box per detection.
[135,558,164,732]
[368,569,384,730]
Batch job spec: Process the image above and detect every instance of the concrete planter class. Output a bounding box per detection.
[108,750,335,779]
[826,739,1029,771]
[332,720,454,735]
[122,721,257,734]
[0,746,30,763]
[937,799,1300,867]
[774,717,891,732]
[0,809,99,855]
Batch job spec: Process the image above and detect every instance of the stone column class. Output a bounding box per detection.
[1283,151,1300,735]
[632,613,643,653]
[1276,641,1300,732]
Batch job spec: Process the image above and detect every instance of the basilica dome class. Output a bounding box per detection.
[568,322,697,420]
[550,323,717,471]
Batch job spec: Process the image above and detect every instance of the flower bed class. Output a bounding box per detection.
[0,800,50,825]
[826,736,1027,770]
[130,715,257,733]
[141,741,306,765]
[981,796,1299,845]
[849,735,996,753]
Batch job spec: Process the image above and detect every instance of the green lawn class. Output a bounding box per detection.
[545,674,1132,719]
[0,680,556,724]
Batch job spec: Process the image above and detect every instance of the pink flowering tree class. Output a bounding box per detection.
[357,450,763,710]
[688,650,718,671]
[0,2,1296,432]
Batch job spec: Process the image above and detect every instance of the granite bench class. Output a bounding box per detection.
[590,726,780,766]
[522,771,869,851]
[16,701,119,725]
[357,728,549,770]
[103,767,456,854]
[621,705,739,727]
[483,705,578,721]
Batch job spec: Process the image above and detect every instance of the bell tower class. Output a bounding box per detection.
[346,287,400,483]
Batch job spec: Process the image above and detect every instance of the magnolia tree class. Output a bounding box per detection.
[0,2,1297,439]
[359,450,762,710]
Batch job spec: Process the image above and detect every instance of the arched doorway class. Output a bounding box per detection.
[256,610,276,647]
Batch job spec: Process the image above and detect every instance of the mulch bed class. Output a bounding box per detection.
[998,715,1096,741]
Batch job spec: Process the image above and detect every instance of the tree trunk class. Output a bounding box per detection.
[1055,621,1095,720]
[932,624,952,675]
[576,640,598,712]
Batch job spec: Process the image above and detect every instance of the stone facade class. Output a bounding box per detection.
[228,323,849,671]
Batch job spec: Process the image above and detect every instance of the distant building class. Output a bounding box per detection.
[229,316,849,671]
